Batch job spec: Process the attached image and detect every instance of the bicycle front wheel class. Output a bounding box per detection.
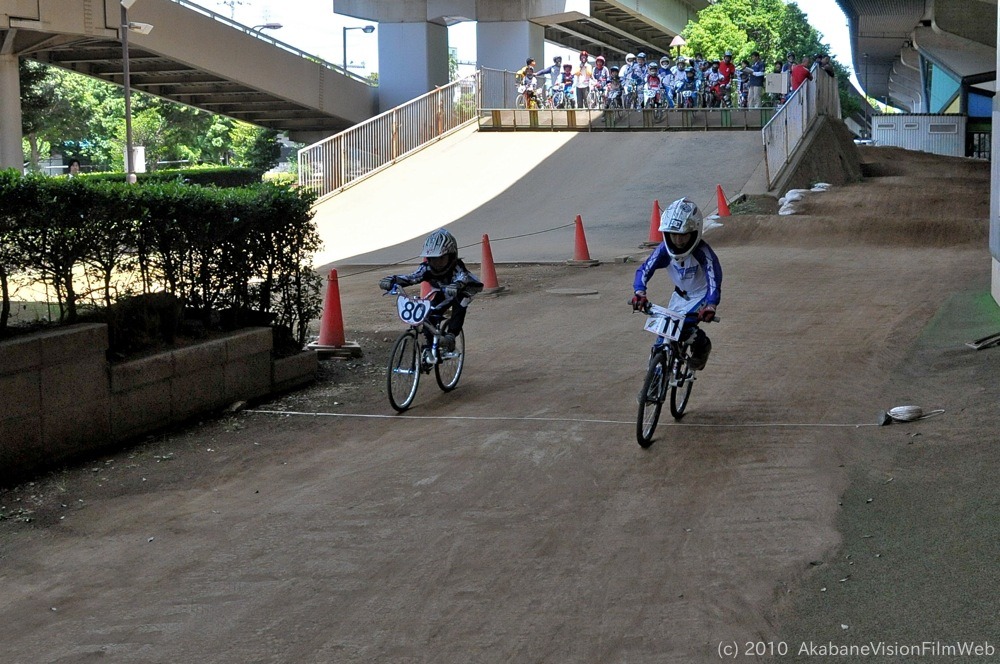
[669,351,694,419]
[636,352,666,448]
[387,330,421,412]
[435,330,465,391]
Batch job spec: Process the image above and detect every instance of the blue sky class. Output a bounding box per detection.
[189,0,856,83]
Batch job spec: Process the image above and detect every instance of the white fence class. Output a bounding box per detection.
[762,67,841,188]
[298,74,480,201]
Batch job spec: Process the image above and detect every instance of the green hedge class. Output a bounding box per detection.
[77,166,261,188]
[0,169,321,354]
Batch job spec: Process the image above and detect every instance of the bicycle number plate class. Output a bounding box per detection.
[396,295,430,326]
[644,311,684,341]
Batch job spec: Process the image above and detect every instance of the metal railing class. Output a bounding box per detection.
[298,74,480,201]
[477,67,774,131]
[762,66,842,189]
[167,0,373,85]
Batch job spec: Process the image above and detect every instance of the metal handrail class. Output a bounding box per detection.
[762,65,841,188]
[298,73,480,201]
[166,0,374,85]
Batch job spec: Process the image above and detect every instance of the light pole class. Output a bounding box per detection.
[121,0,152,184]
[863,52,870,137]
[251,22,282,33]
[343,25,375,73]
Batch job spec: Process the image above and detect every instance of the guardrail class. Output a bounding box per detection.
[478,107,774,131]
[762,66,841,189]
[298,74,480,201]
[167,0,373,85]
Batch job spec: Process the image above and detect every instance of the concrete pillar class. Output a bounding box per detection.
[377,21,450,110]
[0,54,23,171]
[476,20,545,73]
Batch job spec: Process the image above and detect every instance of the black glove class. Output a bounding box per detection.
[379,276,395,291]
[443,285,460,300]
[630,292,649,312]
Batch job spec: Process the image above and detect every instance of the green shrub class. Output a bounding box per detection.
[0,171,322,354]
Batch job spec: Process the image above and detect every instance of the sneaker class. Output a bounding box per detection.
[688,354,707,371]
[441,333,456,353]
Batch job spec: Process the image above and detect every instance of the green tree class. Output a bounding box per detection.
[230,122,281,175]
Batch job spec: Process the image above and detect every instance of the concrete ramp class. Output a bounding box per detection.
[313,127,767,268]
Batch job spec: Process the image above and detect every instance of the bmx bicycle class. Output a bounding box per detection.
[384,284,465,412]
[634,302,717,448]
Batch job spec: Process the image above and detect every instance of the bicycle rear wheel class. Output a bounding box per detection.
[636,352,666,448]
[669,351,693,419]
[387,330,421,412]
[435,330,465,391]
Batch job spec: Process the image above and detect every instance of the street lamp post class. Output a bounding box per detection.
[863,52,870,137]
[120,0,152,184]
[251,22,282,33]
[342,24,375,73]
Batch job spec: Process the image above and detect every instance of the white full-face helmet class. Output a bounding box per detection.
[659,197,704,261]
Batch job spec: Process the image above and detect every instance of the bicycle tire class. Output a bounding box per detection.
[636,351,666,448]
[387,330,421,412]
[434,330,465,391]
[669,350,693,419]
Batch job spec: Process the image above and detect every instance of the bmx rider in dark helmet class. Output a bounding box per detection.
[630,197,722,370]
[379,229,483,352]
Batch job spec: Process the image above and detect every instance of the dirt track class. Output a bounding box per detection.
[1,147,997,662]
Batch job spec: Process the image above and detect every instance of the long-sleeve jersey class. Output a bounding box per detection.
[394,258,484,296]
[633,241,722,315]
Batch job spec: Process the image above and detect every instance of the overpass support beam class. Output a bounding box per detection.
[476,21,545,73]
[378,21,450,110]
[0,53,22,171]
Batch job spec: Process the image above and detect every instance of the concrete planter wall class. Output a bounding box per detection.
[0,324,317,485]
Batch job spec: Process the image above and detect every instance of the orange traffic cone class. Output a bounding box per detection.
[642,199,662,247]
[567,215,600,267]
[307,269,362,358]
[716,184,731,217]
[480,234,506,294]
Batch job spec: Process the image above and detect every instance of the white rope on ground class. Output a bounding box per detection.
[246,409,884,428]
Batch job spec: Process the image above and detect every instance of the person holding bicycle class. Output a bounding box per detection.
[630,198,721,370]
[379,229,483,352]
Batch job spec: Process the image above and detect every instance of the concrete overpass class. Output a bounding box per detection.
[336,0,709,109]
[0,0,379,168]
[835,0,1000,310]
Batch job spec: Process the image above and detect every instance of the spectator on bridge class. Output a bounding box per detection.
[781,51,796,73]
[605,66,624,108]
[790,55,814,92]
[592,55,610,97]
[515,57,535,82]
[736,59,753,107]
[534,55,563,97]
[818,54,835,78]
[621,53,638,82]
[558,63,575,107]
[573,51,594,108]
[747,52,765,108]
[718,51,736,86]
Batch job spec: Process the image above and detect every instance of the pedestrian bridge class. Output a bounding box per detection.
[0,0,377,152]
